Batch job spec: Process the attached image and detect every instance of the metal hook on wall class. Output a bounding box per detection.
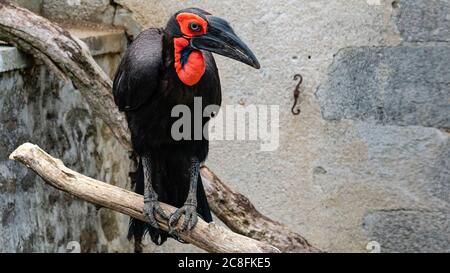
[291,73,303,115]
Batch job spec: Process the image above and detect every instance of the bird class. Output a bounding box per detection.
[112,7,260,251]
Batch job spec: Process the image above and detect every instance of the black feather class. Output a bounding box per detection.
[113,23,220,248]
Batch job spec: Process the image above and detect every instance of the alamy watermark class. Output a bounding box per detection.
[171,97,279,151]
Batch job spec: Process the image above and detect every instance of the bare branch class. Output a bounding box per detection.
[0,1,131,149]
[201,167,321,253]
[9,143,280,253]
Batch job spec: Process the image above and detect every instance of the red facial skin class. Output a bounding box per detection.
[174,37,206,86]
[176,12,208,37]
[174,13,208,86]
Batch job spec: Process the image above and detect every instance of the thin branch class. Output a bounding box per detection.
[201,167,321,253]
[9,143,280,253]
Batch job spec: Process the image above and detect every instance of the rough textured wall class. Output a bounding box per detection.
[0,36,132,252]
[10,0,143,38]
[114,0,450,252]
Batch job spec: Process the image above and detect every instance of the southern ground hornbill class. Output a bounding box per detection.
[113,8,260,250]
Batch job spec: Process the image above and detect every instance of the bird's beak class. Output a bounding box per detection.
[190,16,260,69]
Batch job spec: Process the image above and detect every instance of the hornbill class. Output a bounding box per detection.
[113,8,260,250]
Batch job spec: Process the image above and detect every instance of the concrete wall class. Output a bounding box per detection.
[2,0,449,253]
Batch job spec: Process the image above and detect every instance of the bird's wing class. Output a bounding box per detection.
[113,28,164,111]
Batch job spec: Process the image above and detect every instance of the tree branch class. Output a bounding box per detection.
[201,167,321,253]
[9,143,279,253]
[0,1,131,149]
[0,1,320,252]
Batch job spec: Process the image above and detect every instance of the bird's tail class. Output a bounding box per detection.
[127,158,147,252]
[128,158,212,251]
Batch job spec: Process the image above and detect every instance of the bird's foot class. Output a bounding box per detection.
[168,203,198,235]
[143,199,169,229]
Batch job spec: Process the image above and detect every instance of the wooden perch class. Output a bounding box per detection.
[9,143,280,253]
[0,1,320,252]
[201,168,320,253]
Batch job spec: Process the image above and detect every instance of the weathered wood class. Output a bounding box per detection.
[0,1,320,252]
[9,143,280,253]
[201,167,321,253]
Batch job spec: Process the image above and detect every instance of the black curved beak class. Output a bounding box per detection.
[190,16,260,69]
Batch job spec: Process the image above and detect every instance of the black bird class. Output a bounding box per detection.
[113,8,260,250]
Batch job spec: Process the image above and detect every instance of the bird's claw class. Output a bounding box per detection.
[168,204,198,234]
[143,199,169,229]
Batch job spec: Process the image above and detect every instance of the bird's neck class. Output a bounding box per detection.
[172,37,206,86]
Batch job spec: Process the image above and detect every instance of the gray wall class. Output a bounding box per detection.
[2,0,449,253]
[117,0,449,253]
[0,28,132,252]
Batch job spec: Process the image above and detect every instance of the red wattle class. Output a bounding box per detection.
[174,37,206,86]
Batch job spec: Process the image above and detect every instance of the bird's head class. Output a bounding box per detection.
[165,8,260,86]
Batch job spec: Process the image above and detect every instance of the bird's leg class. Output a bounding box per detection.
[169,157,199,233]
[142,155,169,229]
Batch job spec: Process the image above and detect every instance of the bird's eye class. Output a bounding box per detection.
[189,22,201,32]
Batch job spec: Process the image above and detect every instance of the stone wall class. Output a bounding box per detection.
[0,27,132,252]
[1,0,449,253]
[114,0,449,252]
